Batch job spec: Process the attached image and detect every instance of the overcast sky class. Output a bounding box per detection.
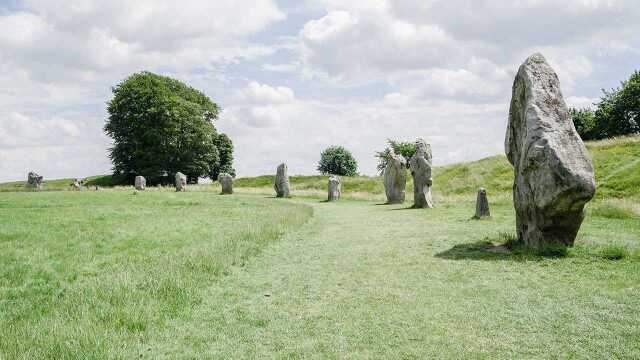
[1,0,639,182]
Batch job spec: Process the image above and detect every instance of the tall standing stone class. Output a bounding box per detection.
[175,172,187,192]
[135,176,146,191]
[218,173,233,195]
[506,53,595,249]
[274,163,290,198]
[327,175,341,201]
[409,139,434,208]
[383,149,407,204]
[26,172,43,190]
[473,188,491,219]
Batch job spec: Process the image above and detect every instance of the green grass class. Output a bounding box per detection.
[1,135,639,358]
[0,191,312,359]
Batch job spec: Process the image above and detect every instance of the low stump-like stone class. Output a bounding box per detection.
[135,176,146,191]
[409,139,433,208]
[506,53,595,249]
[218,173,233,195]
[274,163,290,198]
[473,188,491,219]
[71,179,82,191]
[327,175,341,201]
[175,172,187,192]
[383,149,406,204]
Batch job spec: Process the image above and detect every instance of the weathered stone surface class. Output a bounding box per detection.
[274,163,290,198]
[506,53,596,248]
[383,149,407,204]
[327,175,341,201]
[26,171,43,190]
[218,173,233,194]
[71,178,82,191]
[473,188,491,219]
[134,176,146,191]
[409,139,433,208]
[175,172,187,192]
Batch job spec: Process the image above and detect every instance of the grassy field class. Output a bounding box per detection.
[1,135,638,358]
[0,191,312,359]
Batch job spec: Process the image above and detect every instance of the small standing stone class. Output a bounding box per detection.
[71,179,82,191]
[274,163,290,198]
[135,176,146,191]
[383,149,407,204]
[218,173,233,195]
[327,175,341,201]
[26,172,43,190]
[473,188,491,219]
[175,172,187,192]
[409,139,434,208]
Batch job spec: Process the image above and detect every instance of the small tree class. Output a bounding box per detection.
[318,146,358,176]
[375,139,416,174]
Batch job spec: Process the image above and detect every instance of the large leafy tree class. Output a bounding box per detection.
[375,139,416,175]
[105,72,233,184]
[317,146,358,176]
[570,108,597,140]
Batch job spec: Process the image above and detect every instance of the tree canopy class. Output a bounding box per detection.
[571,70,640,141]
[317,146,358,176]
[375,139,416,175]
[105,72,234,184]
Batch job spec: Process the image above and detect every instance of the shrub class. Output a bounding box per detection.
[318,146,358,176]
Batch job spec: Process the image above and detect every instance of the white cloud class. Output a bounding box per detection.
[1,1,638,181]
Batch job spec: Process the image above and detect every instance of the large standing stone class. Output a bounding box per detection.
[383,149,407,204]
[26,172,43,190]
[175,172,187,192]
[506,53,595,249]
[327,175,341,201]
[409,139,434,208]
[135,176,146,191]
[274,163,290,198]
[473,188,491,219]
[218,173,233,195]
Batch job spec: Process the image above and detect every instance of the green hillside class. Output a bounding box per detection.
[2,135,638,199]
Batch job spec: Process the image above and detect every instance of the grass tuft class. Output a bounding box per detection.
[600,244,629,260]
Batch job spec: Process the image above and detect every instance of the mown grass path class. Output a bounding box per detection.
[149,197,640,359]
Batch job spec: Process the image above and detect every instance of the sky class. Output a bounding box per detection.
[1,0,639,182]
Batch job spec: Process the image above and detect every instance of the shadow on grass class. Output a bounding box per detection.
[435,241,523,261]
[434,232,567,262]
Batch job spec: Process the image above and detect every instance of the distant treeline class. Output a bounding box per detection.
[571,70,640,140]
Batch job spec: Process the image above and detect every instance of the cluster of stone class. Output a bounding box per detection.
[135,176,146,191]
[274,163,290,198]
[383,149,407,204]
[409,139,434,209]
[327,175,341,201]
[26,172,44,190]
[71,179,82,191]
[175,172,187,192]
[506,53,595,248]
[218,173,233,195]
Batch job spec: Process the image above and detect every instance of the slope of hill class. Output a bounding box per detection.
[1,135,638,199]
